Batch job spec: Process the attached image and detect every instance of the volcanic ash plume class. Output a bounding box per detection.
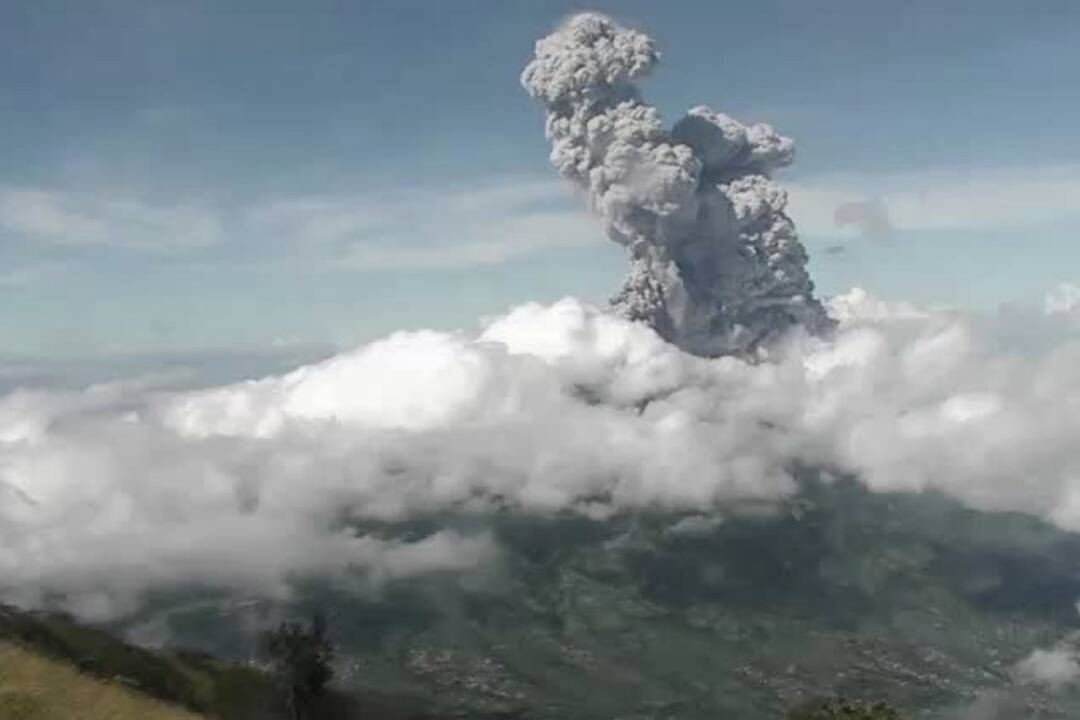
[522,13,831,357]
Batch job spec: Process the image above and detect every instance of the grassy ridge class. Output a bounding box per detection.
[0,603,215,712]
[0,641,202,720]
[0,603,369,719]
[0,603,449,720]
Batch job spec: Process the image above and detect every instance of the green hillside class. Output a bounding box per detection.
[0,602,907,720]
[121,477,1080,720]
[0,603,426,720]
[7,477,1080,719]
[0,641,202,720]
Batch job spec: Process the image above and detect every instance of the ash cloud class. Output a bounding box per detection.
[521,13,831,358]
[834,197,893,239]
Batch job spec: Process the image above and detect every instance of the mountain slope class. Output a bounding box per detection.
[0,603,389,719]
[0,641,202,720]
[13,477,1080,719]
[122,476,1080,720]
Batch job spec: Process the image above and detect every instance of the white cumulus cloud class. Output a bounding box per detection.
[0,178,599,270]
[3,290,1080,619]
[1044,282,1080,317]
[0,187,224,252]
[1014,644,1080,690]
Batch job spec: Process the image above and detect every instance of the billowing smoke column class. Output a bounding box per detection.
[522,13,831,357]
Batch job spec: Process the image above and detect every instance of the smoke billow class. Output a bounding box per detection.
[521,13,831,357]
[834,198,893,239]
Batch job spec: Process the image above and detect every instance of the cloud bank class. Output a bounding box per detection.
[3,287,1080,619]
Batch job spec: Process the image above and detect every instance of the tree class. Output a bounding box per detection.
[784,696,905,720]
[261,612,335,720]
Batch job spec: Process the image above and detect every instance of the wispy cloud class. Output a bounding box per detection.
[0,178,599,270]
[0,188,224,252]
[247,179,600,270]
[0,265,58,288]
[788,164,1080,239]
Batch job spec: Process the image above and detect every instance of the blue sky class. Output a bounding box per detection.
[2,0,1078,362]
